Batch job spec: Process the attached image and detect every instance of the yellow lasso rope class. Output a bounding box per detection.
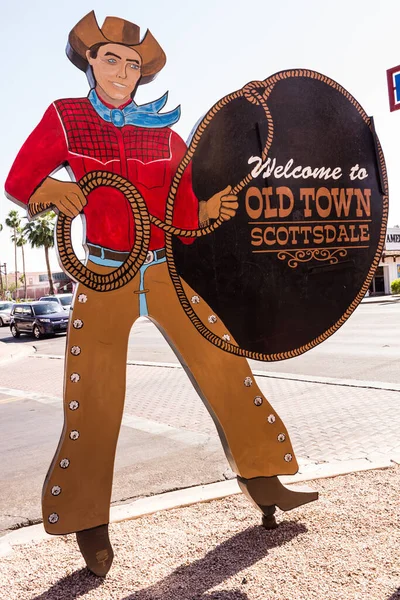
[56,81,274,291]
[55,171,227,292]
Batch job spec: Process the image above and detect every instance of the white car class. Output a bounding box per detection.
[0,301,14,326]
[38,294,73,311]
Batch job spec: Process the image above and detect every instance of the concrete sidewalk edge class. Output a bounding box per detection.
[30,354,400,394]
[0,341,35,365]
[1,456,398,557]
[361,294,400,304]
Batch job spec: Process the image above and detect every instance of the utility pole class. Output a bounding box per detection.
[3,263,8,299]
[0,263,6,300]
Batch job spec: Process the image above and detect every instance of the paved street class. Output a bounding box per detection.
[2,297,400,381]
[0,297,399,535]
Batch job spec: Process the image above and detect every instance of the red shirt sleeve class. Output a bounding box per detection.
[169,131,199,245]
[5,104,68,206]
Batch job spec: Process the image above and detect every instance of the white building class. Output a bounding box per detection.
[374,226,400,295]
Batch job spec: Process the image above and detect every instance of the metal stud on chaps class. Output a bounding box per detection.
[4,10,387,576]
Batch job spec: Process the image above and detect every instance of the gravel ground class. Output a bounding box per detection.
[0,467,399,600]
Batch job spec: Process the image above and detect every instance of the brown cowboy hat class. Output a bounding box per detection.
[67,11,166,85]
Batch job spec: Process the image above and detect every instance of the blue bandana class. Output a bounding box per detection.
[88,89,180,128]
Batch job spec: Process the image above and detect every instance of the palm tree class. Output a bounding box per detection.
[12,227,28,299]
[24,212,56,295]
[5,210,21,290]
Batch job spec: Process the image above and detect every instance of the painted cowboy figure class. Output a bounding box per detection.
[5,11,316,576]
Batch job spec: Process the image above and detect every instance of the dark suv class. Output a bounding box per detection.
[10,302,69,339]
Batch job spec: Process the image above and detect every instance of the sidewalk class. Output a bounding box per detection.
[0,466,399,599]
[0,339,35,365]
[1,352,400,537]
[361,293,400,304]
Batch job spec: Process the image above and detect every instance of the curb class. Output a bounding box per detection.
[0,456,397,557]
[31,354,400,394]
[0,342,35,366]
[361,295,400,304]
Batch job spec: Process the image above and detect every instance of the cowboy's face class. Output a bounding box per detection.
[86,43,142,103]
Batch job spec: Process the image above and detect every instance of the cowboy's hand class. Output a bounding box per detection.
[28,177,87,218]
[205,185,239,221]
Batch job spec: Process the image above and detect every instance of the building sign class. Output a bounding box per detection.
[385,228,400,250]
[175,70,388,359]
[387,65,400,112]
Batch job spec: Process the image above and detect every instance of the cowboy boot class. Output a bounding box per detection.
[76,524,114,577]
[237,475,318,529]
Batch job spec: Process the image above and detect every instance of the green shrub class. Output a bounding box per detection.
[391,278,400,294]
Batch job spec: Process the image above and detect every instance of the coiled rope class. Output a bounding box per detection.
[56,80,274,291]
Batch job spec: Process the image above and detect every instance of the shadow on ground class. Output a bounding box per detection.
[387,589,400,599]
[30,521,306,600]
[30,568,103,600]
[123,521,307,599]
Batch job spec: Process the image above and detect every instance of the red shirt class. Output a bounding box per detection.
[5,97,199,251]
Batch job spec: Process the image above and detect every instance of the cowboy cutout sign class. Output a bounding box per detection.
[5,11,387,577]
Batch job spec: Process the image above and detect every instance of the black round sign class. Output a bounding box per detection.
[172,70,388,360]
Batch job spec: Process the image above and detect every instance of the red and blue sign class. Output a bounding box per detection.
[387,65,400,112]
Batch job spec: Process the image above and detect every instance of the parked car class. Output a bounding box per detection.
[38,293,73,311]
[10,302,69,339]
[0,302,14,326]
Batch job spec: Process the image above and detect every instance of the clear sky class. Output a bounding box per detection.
[1,0,400,273]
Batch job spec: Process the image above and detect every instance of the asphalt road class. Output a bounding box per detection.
[1,298,400,381]
[0,298,399,535]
